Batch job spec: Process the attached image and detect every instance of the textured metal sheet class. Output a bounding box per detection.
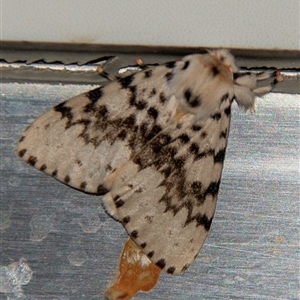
[0,82,299,300]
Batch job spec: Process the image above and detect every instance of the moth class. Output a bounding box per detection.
[18,49,280,275]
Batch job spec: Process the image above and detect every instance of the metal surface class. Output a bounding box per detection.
[1,79,299,299]
[1,50,299,95]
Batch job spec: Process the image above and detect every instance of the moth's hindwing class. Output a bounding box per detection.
[103,96,231,274]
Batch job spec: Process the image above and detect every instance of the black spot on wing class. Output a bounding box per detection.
[94,105,108,117]
[186,181,218,206]
[135,187,143,194]
[189,143,199,155]
[212,66,219,76]
[140,242,147,249]
[128,86,137,106]
[84,96,108,114]
[19,136,25,143]
[147,107,158,119]
[122,114,136,129]
[181,264,190,272]
[86,87,103,102]
[184,89,201,107]
[135,100,147,110]
[97,184,108,194]
[130,230,139,239]
[191,181,202,194]
[105,164,112,171]
[83,102,108,125]
[184,208,213,230]
[118,74,135,88]
[194,149,214,161]
[122,216,130,224]
[145,215,154,224]
[182,60,190,70]
[147,251,155,258]
[165,61,176,68]
[52,170,58,177]
[156,258,166,269]
[64,175,70,184]
[40,164,47,171]
[206,180,221,197]
[79,181,87,189]
[117,129,127,140]
[214,149,226,163]
[149,88,157,97]
[211,112,221,120]
[27,156,37,166]
[184,89,191,103]
[114,196,125,208]
[224,105,231,117]
[159,92,167,104]
[165,72,173,81]
[201,131,207,139]
[192,125,202,131]
[144,70,152,78]
[167,266,176,274]
[221,93,229,103]
[128,86,147,110]
[150,134,172,154]
[54,101,73,128]
[177,133,190,144]
[219,129,227,139]
[147,124,162,141]
[139,122,147,138]
[115,200,124,208]
[18,149,27,157]
[195,214,212,231]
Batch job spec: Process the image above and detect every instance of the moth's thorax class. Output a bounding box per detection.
[169,51,235,121]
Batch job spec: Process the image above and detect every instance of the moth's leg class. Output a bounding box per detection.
[253,70,283,94]
[97,66,120,81]
[234,69,283,95]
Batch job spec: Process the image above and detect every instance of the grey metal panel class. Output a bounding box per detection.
[1,81,299,299]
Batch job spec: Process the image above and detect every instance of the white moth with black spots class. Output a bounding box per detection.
[18,49,280,274]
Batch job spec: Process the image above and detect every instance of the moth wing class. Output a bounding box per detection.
[17,64,175,194]
[103,98,232,274]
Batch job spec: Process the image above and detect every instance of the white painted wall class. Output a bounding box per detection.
[2,0,299,50]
